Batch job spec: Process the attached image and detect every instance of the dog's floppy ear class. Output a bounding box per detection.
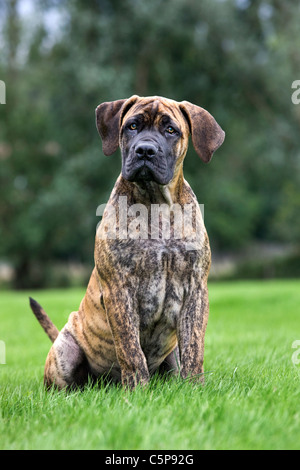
[96,95,139,156]
[179,101,225,163]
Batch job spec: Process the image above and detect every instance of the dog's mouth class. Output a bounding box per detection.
[122,155,172,185]
[129,160,159,183]
[134,164,154,182]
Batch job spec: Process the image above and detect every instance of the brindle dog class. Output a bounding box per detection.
[30,95,225,389]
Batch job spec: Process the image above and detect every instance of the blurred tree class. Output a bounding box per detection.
[0,0,299,287]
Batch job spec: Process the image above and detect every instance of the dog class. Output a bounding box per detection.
[30,95,225,389]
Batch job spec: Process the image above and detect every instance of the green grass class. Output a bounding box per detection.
[0,280,299,450]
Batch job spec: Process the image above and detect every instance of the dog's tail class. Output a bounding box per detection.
[29,297,59,343]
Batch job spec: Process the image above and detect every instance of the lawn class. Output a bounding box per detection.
[0,280,299,450]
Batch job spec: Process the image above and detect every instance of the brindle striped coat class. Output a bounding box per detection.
[30,96,225,389]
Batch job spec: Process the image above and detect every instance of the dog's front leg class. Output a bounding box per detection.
[177,281,209,383]
[101,282,150,389]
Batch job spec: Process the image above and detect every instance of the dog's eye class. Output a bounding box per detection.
[166,126,175,134]
[129,123,137,130]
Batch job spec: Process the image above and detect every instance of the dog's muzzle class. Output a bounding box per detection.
[122,135,173,185]
[133,140,159,182]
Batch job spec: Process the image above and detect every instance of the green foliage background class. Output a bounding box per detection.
[0,0,299,287]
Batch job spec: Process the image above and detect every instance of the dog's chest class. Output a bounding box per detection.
[132,241,199,328]
[131,242,198,368]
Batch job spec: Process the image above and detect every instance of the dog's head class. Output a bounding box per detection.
[96,95,225,186]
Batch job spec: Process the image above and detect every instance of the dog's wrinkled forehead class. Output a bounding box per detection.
[96,94,225,162]
[121,96,188,132]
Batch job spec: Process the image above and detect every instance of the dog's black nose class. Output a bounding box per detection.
[135,142,158,159]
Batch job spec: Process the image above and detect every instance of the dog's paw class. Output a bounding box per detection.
[121,370,150,390]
